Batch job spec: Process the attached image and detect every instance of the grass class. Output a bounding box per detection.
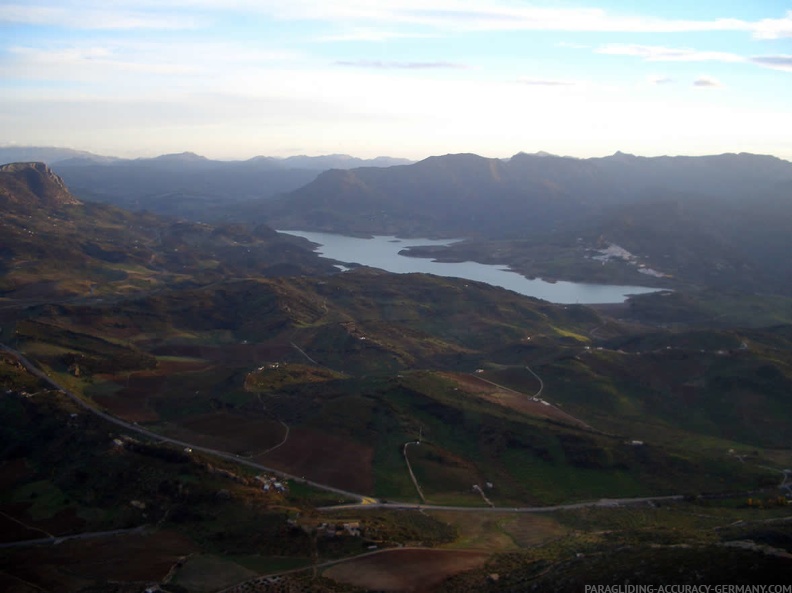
[229,554,313,573]
[497,450,650,505]
[245,363,347,391]
[323,509,457,547]
[10,479,71,521]
[171,553,258,593]
[433,511,570,552]
[287,480,355,507]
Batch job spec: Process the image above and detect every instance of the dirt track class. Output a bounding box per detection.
[322,548,490,592]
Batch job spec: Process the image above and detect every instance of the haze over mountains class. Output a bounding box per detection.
[3,154,792,589]
[0,146,412,220]
[256,150,792,298]
[261,150,792,235]
[4,145,792,300]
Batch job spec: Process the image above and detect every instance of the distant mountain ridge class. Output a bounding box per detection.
[258,150,792,238]
[251,150,792,295]
[0,146,119,165]
[0,146,413,221]
[0,146,412,170]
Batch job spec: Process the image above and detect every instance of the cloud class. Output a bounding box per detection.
[693,77,722,88]
[5,45,201,77]
[316,30,437,42]
[597,43,792,74]
[752,10,792,39]
[380,5,752,34]
[556,41,589,50]
[517,78,575,87]
[597,44,743,63]
[0,1,770,36]
[335,60,468,69]
[1,41,304,84]
[0,3,201,30]
[647,75,674,85]
[750,55,792,72]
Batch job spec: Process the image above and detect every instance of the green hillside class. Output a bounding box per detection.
[2,162,792,590]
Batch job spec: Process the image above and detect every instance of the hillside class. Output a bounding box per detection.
[251,151,792,298]
[12,149,792,298]
[0,162,336,301]
[0,162,80,208]
[258,151,792,237]
[0,148,413,222]
[2,161,792,590]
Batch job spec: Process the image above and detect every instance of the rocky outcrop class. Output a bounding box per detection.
[0,162,81,207]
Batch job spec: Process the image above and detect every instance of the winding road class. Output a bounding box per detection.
[524,364,544,398]
[0,341,777,518]
[0,342,368,504]
[0,526,149,550]
[402,441,426,503]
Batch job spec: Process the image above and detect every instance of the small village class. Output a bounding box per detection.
[288,517,364,539]
[254,474,288,494]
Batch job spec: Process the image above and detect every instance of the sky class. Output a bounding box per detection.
[1,1,791,160]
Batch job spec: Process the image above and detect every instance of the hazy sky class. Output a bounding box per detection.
[1,1,791,160]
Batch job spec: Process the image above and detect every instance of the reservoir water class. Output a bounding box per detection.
[278,230,661,304]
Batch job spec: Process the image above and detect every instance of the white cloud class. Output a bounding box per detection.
[0,3,201,30]
[1,41,305,86]
[0,0,769,35]
[693,76,722,88]
[597,43,792,74]
[556,42,590,50]
[750,55,792,72]
[2,1,791,161]
[647,75,674,85]
[517,78,576,87]
[335,60,469,69]
[5,45,199,77]
[597,44,743,63]
[316,30,438,42]
[752,10,792,39]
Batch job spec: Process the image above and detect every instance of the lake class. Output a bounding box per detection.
[278,230,661,304]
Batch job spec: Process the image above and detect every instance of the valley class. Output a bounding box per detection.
[1,156,792,590]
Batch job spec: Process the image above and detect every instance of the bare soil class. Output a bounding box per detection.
[172,553,258,593]
[322,548,490,592]
[150,342,295,364]
[0,459,32,491]
[441,372,589,428]
[94,359,213,422]
[0,530,197,592]
[179,411,286,452]
[160,412,285,455]
[257,427,374,494]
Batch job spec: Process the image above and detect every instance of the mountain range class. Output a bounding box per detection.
[5,146,792,300]
[0,147,412,222]
[252,151,792,298]
[2,156,792,590]
[259,150,792,235]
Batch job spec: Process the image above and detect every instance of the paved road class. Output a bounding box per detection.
[524,364,544,398]
[0,341,761,518]
[0,525,149,549]
[320,494,686,514]
[0,342,369,504]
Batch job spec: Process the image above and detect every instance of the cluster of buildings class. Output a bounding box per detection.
[588,242,669,278]
[288,517,362,538]
[255,474,288,493]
